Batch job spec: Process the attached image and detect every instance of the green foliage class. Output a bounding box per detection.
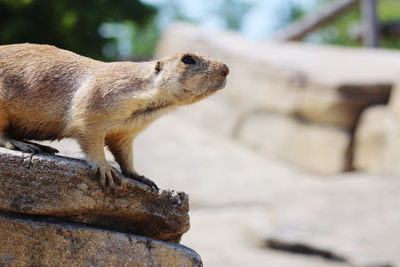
[131,21,160,60]
[288,1,307,23]
[217,0,251,31]
[274,0,307,31]
[377,0,400,49]
[292,0,400,49]
[0,0,156,60]
[313,4,362,47]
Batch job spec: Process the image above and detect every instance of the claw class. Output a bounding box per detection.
[38,145,59,155]
[96,167,106,187]
[134,175,159,192]
[106,169,115,188]
[111,169,121,186]
[123,171,159,192]
[93,164,121,189]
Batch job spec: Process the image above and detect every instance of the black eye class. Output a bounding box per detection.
[181,55,196,65]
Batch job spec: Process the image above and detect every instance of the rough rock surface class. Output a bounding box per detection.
[353,105,400,174]
[0,147,189,242]
[237,111,351,173]
[0,213,202,267]
[37,115,400,267]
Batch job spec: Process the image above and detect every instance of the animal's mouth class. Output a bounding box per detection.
[208,77,227,92]
[220,78,227,88]
[180,76,227,105]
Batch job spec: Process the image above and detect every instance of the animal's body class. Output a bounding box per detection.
[0,43,229,189]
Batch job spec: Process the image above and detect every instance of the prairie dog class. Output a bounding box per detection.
[0,43,229,190]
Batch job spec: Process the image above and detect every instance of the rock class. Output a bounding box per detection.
[389,80,400,119]
[135,115,400,266]
[185,208,348,267]
[0,213,202,267]
[40,115,400,266]
[0,148,189,242]
[353,105,400,173]
[261,172,400,267]
[237,111,351,174]
[41,117,300,208]
[300,83,390,129]
[156,22,393,131]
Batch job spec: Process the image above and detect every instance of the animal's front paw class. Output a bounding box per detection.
[93,164,121,188]
[135,175,159,192]
[124,172,159,192]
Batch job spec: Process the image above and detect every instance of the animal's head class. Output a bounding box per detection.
[153,53,229,105]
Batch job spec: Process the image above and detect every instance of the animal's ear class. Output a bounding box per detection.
[155,61,163,73]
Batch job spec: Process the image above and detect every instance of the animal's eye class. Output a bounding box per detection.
[181,55,196,65]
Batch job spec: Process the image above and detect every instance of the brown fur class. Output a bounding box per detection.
[0,43,229,189]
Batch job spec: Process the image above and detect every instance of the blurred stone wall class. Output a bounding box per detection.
[156,22,400,175]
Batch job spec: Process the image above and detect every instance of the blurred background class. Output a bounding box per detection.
[2,0,400,266]
[2,0,400,60]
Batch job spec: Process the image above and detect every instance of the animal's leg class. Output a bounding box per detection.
[107,135,158,191]
[77,132,121,188]
[0,135,59,155]
[0,137,39,153]
[0,112,56,154]
[22,140,59,154]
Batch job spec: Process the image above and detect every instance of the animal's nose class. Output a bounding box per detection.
[221,64,229,76]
